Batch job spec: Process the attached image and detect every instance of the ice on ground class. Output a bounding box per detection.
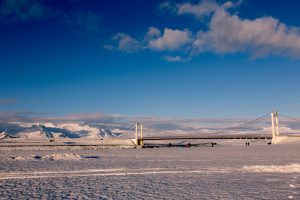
[8,155,43,161]
[1,145,300,199]
[243,163,300,173]
[8,153,99,161]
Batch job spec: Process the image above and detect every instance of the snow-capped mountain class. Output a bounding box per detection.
[98,128,121,138]
[0,122,122,140]
[0,130,17,139]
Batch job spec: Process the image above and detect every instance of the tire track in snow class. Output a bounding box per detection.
[1,164,300,180]
[0,168,234,180]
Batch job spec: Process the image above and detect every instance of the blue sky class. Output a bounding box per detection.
[1,0,300,119]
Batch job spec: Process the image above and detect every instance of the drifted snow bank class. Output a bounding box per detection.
[243,163,300,173]
[46,153,83,160]
[0,131,16,139]
[273,136,300,144]
[0,132,7,139]
[8,153,99,161]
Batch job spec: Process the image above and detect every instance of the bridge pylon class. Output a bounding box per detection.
[271,110,280,144]
[135,122,144,147]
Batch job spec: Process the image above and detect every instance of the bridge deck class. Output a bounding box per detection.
[141,134,272,140]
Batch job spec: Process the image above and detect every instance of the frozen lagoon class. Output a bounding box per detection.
[0,143,300,199]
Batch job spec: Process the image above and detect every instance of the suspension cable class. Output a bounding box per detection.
[225,113,270,130]
[279,114,300,122]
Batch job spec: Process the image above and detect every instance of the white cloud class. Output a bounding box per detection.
[161,0,300,59]
[105,27,191,55]
[174,0,241,19]
[148,28,191,51]
[163,55,183,62]
[176,0,219,19]
[46,113,125,121]
[110,33,141,53]
[146,26,161,39]
[192,9,300,58]
[106,0,300,60]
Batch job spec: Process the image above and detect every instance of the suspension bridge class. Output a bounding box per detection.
[133,111,300,147]
[1,110,300,149]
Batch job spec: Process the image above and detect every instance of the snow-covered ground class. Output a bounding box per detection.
[0,143,300,199]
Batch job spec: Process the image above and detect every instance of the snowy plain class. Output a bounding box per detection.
[0,142,300,199]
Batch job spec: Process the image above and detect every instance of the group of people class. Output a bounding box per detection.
[245,141,250,146]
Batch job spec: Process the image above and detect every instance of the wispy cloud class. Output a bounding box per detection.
[0,111,127,124]
[163,55,183,62]
[0,98,17,105]
[0,0,52,23]
[175,0,219,19]
[172,0,241,19]
[0,0,104,37]
[104,33,142,53]
[64,11,103,34]
[44,112,126,122]
[0,111,29,122]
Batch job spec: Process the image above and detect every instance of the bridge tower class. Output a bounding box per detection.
[135,122,143,146]
[271,110,280,144]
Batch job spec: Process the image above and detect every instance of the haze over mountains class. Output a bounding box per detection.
[1,112,299,140]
